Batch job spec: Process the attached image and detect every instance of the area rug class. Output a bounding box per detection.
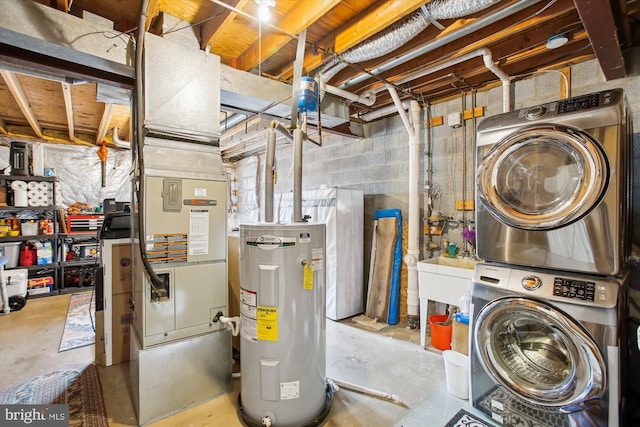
[445,409,492,427]
[59,292,95,352]
[0,364,108,427]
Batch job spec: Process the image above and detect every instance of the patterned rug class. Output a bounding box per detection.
[0,364,108,427]
[59,292,96,352]
[445,409,493,427]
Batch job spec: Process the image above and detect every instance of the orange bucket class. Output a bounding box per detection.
[429,314,452,350]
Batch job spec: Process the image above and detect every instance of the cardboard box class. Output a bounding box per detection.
[35,242,53,265]
[95,241,133,366]
[112,243,132,294]
[95,293,131,366]
[28,285,53,295]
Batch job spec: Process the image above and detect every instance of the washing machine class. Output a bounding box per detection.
[469,262,627,427]
[475,89,632,276]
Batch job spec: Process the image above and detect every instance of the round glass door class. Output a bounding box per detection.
[473,297,606,412]
[477,125,608,230]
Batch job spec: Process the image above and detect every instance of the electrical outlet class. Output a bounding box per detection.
[448,112,462,128]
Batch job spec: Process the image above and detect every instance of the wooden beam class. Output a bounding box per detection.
[61,82,75,142]
[201,0,250,50]
[573,0,626,80]
[145,0,162,31]
[560,66,571,99]
[236,0,342,71]
[0,70,44,139]
[54,1,69,12]
[0,118,7,134]
[278,0,427,80]
[96,103,115,145]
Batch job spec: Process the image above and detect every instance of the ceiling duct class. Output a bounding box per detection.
[316,0,500,83]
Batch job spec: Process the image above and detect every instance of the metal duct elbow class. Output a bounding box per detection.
[112,127,131,148]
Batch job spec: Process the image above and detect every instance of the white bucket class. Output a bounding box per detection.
[442,350,469,399]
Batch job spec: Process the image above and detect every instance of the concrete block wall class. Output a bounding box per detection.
[229,46,640,292]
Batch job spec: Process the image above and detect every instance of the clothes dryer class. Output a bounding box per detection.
[475,89,632,276]
[470,263,626,426]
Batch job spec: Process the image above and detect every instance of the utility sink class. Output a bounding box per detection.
[418,256,478,272]
[417,256,479,349]
[417,257,478,305]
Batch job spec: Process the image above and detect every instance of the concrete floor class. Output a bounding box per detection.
[0,292,476,426]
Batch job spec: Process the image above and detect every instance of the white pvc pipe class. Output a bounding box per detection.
[406,99,421,322]
[320,82,376,106]
[387,86,421,325]
[359,101,409,122]
[112,127,131,148]
[389,48,510,113]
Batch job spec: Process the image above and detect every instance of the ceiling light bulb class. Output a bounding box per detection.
[258,4,271,21]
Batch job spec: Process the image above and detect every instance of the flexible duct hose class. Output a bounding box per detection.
[317,0,499,83]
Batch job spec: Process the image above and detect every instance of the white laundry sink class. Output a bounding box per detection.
[418,257,478,306]
[417,256,479,349]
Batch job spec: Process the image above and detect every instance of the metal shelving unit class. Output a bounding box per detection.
[0,175,60,296]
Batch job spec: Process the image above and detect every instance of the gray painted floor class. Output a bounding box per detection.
[0,292,493,426]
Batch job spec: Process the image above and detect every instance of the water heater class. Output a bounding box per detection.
[239,223,333,427]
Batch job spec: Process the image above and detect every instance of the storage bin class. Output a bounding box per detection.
[0,242,22,268]
[21,222,38,236]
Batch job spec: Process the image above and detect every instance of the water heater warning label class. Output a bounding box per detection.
[240,288,257,342]
[257,306,278,341]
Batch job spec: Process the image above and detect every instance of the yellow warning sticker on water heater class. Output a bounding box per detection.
[303,265,313,290]
[257,306,278,341]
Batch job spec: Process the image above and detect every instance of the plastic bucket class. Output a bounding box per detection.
[442,350,469,399]
[429,314,452,350]
[0,242,21,268]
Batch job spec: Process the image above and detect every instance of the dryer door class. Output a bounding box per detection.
[473,297,606,412]
[477,124,608,230]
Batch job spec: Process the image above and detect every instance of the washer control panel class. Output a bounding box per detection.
[558,92,601,114]
[473,263,620,308]
[552,277,596,302]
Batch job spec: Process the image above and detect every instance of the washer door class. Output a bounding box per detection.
[477,125,608,230]
[473,297,606,412]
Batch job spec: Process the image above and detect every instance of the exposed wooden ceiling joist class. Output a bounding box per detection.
[237,0,342,71]
[573,0,626,80]
[60,82,75,141]
[96,103,114,145]
[278,0,427,80]
[0,70,44,139]
[201,0,250,51]
[0,118,7,135]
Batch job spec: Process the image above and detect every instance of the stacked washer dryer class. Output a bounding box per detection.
[471,89,632,426]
